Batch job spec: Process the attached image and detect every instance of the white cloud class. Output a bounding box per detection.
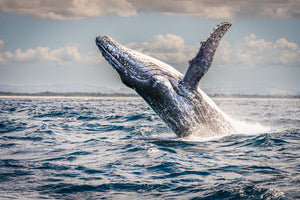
[127,34,197,69]
[215,33,300,67]
[132,0,300,19]
[0,0,299,20]
[0,0,137,20]
[1,34,299,69]
[127,33,300,69]
[0,43,100,66]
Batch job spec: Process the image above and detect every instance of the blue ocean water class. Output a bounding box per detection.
[0,97,299,199]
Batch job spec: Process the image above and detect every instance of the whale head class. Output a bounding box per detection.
[96,36,183,98]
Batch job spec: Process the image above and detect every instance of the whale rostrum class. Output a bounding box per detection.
[96,22,234,138]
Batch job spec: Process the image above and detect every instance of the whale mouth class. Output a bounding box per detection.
[96,36,153,81]
[96,38,122,72]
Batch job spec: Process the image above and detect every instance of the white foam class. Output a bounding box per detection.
[183,117,271,142]
[181,90,272,142]
[230,118,271,135]
[183,134,227,142]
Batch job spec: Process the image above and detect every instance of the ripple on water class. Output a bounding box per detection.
[200,185,286,200]
[0,97,299,199]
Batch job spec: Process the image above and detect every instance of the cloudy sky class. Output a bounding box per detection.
[0,0,299,94]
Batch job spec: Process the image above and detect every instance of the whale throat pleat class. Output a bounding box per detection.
[182,22,232,90]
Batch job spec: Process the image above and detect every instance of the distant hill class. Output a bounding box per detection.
[0,91,138,97]
[0,91,299,99]
[208,93,300,99]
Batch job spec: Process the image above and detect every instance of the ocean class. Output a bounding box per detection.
[0,97,299,199]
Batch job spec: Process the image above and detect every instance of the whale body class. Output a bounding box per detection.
[96,22,234,138]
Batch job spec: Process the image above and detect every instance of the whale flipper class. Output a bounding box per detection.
[182,22,231,90]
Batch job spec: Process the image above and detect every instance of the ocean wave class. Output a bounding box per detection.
[0,97,299,199]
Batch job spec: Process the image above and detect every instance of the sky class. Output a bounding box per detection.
[0,0,299,94]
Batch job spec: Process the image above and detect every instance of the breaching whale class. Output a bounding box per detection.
[96,22,234,138]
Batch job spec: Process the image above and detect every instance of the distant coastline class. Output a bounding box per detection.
[0,91,299,99]
[0,91,138,98]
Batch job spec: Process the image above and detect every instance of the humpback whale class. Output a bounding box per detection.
[96,22,234,138]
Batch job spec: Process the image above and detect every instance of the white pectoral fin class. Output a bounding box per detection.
[182,22,232,90]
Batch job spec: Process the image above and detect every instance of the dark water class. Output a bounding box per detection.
[0,97,299,199]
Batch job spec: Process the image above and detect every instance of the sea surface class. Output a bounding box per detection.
[0,97,299,199]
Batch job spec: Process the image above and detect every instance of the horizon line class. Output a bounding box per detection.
[0,91,299,99]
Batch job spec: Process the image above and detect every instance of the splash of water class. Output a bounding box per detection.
[230,118,271,135]
[184,118,271,142]
[184,91,272,142]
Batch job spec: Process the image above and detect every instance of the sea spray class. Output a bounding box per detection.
[185,93,272,142]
